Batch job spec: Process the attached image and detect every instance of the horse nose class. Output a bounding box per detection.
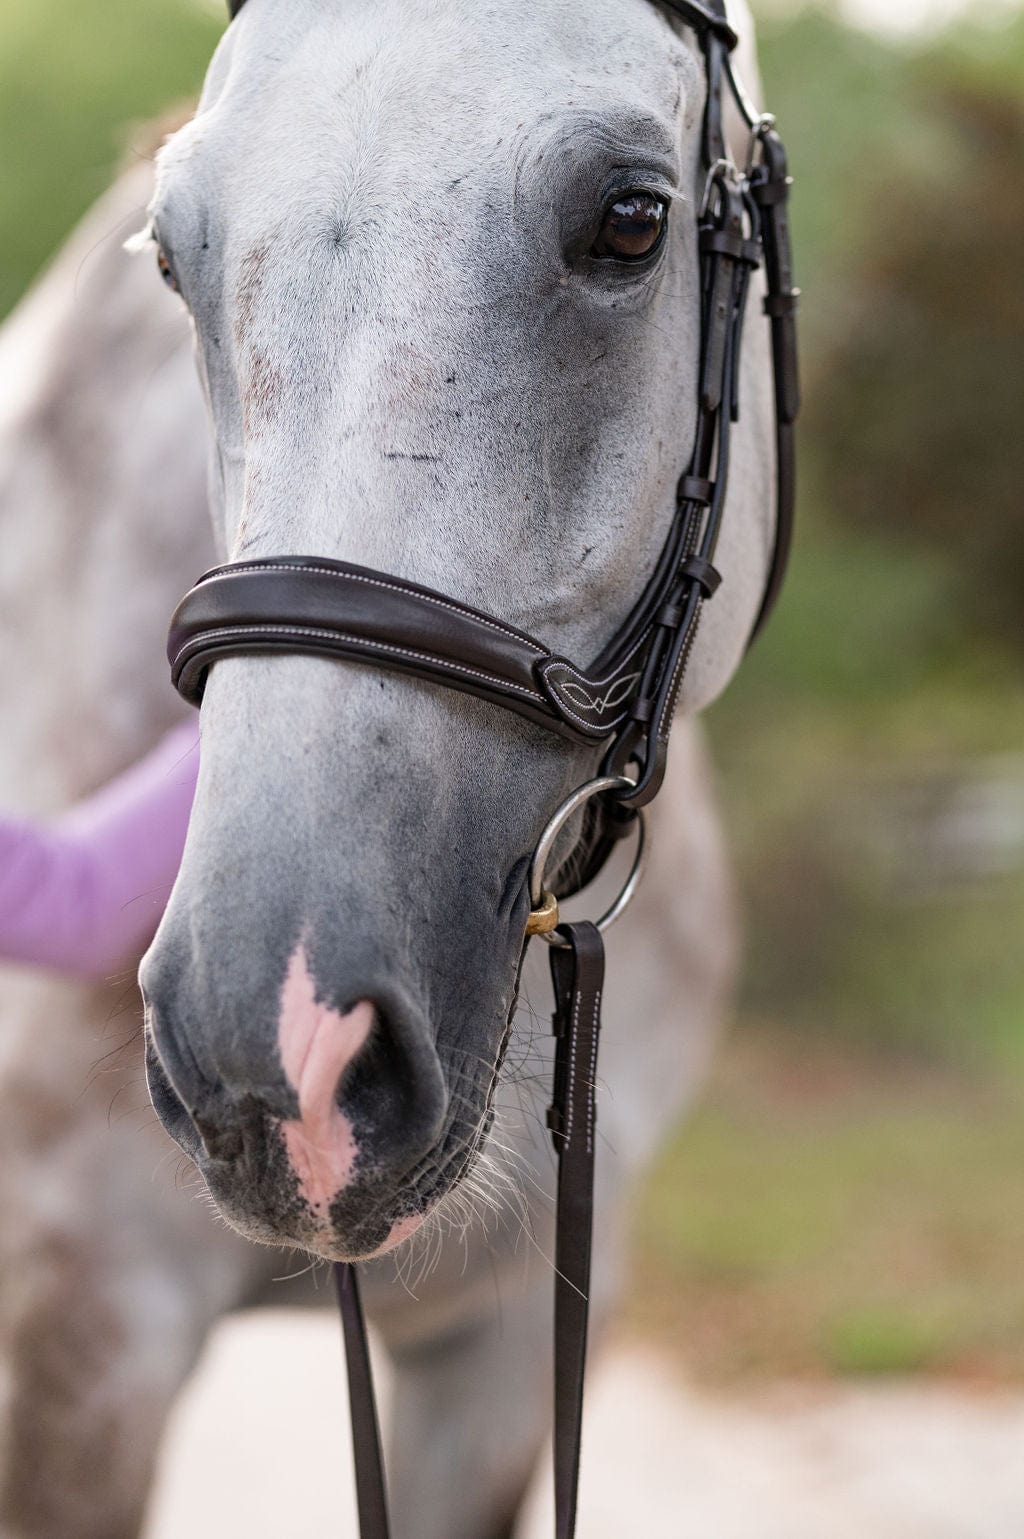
[276,945,447,1215]
[278,979,376,1212]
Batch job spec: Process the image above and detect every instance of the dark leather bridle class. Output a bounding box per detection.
[166,2,798,1535]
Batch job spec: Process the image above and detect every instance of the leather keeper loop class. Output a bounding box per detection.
[764,290,800,317]
[700,228,761,266]
[751,176,791,206]
[656,602,685,629]
[680,556,723,597]
[628,698,656,725]
[679,474,714,505]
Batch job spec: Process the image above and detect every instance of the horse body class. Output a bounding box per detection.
[0,1,768,1532]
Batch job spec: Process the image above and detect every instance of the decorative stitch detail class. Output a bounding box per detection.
[586,986,602,1156]
[554,672,641,717]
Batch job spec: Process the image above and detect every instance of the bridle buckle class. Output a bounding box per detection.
[699,155,742,220]
[745,112,778,174]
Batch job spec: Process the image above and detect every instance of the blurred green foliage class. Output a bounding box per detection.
[801,28,1024,644]
[0,0,219,317]
[708,5,1024,1071]
[2,0,1022,1381]
[826,1306,948,1376]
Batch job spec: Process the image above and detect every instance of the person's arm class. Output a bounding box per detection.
[0,720,198,980]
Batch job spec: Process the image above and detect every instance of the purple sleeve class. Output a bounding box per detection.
[0,720,199,980]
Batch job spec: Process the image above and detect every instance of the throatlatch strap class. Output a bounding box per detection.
[335,1263,391,1539]
[547,921,606,1539]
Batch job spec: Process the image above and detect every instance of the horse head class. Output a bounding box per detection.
[140,0,777,1260]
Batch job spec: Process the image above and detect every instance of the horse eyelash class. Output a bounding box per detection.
[123,221,156,256]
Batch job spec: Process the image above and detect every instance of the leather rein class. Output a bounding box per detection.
[166,3,799,1535]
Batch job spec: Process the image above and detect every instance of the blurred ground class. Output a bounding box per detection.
[631,1033,1024,1380]
[146,1310,1024,1538]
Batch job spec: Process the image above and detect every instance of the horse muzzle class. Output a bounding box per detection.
[141,944,458,1260]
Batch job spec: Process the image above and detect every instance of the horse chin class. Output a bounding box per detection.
[304,1196,433,1264]
[188,1112,486,1263]
[368,1211,428,1256]
[192,1160,434,1262]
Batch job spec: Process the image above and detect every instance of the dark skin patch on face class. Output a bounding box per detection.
[241,352,284,436]
[234,242,269,348]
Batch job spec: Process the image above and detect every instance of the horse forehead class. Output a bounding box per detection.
[233,0,685,77]
[204,0,690,173]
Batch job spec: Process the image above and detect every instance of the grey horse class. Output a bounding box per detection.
[0,1,774,1534]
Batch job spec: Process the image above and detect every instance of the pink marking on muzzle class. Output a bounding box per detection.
[376,1212,425,1254]
[277,944,374,1215]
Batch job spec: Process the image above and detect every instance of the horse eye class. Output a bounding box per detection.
[156,248,180,293]
[592,192,667,262]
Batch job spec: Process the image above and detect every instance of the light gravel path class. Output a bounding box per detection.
[146,1310,1024,1539]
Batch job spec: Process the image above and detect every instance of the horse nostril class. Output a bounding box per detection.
[192,1113,244,1164]
[336,1004,448,1178]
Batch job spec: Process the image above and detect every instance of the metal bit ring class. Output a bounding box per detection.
[526,776,649,947]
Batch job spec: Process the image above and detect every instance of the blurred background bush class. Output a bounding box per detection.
[2,0,1022,1385]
